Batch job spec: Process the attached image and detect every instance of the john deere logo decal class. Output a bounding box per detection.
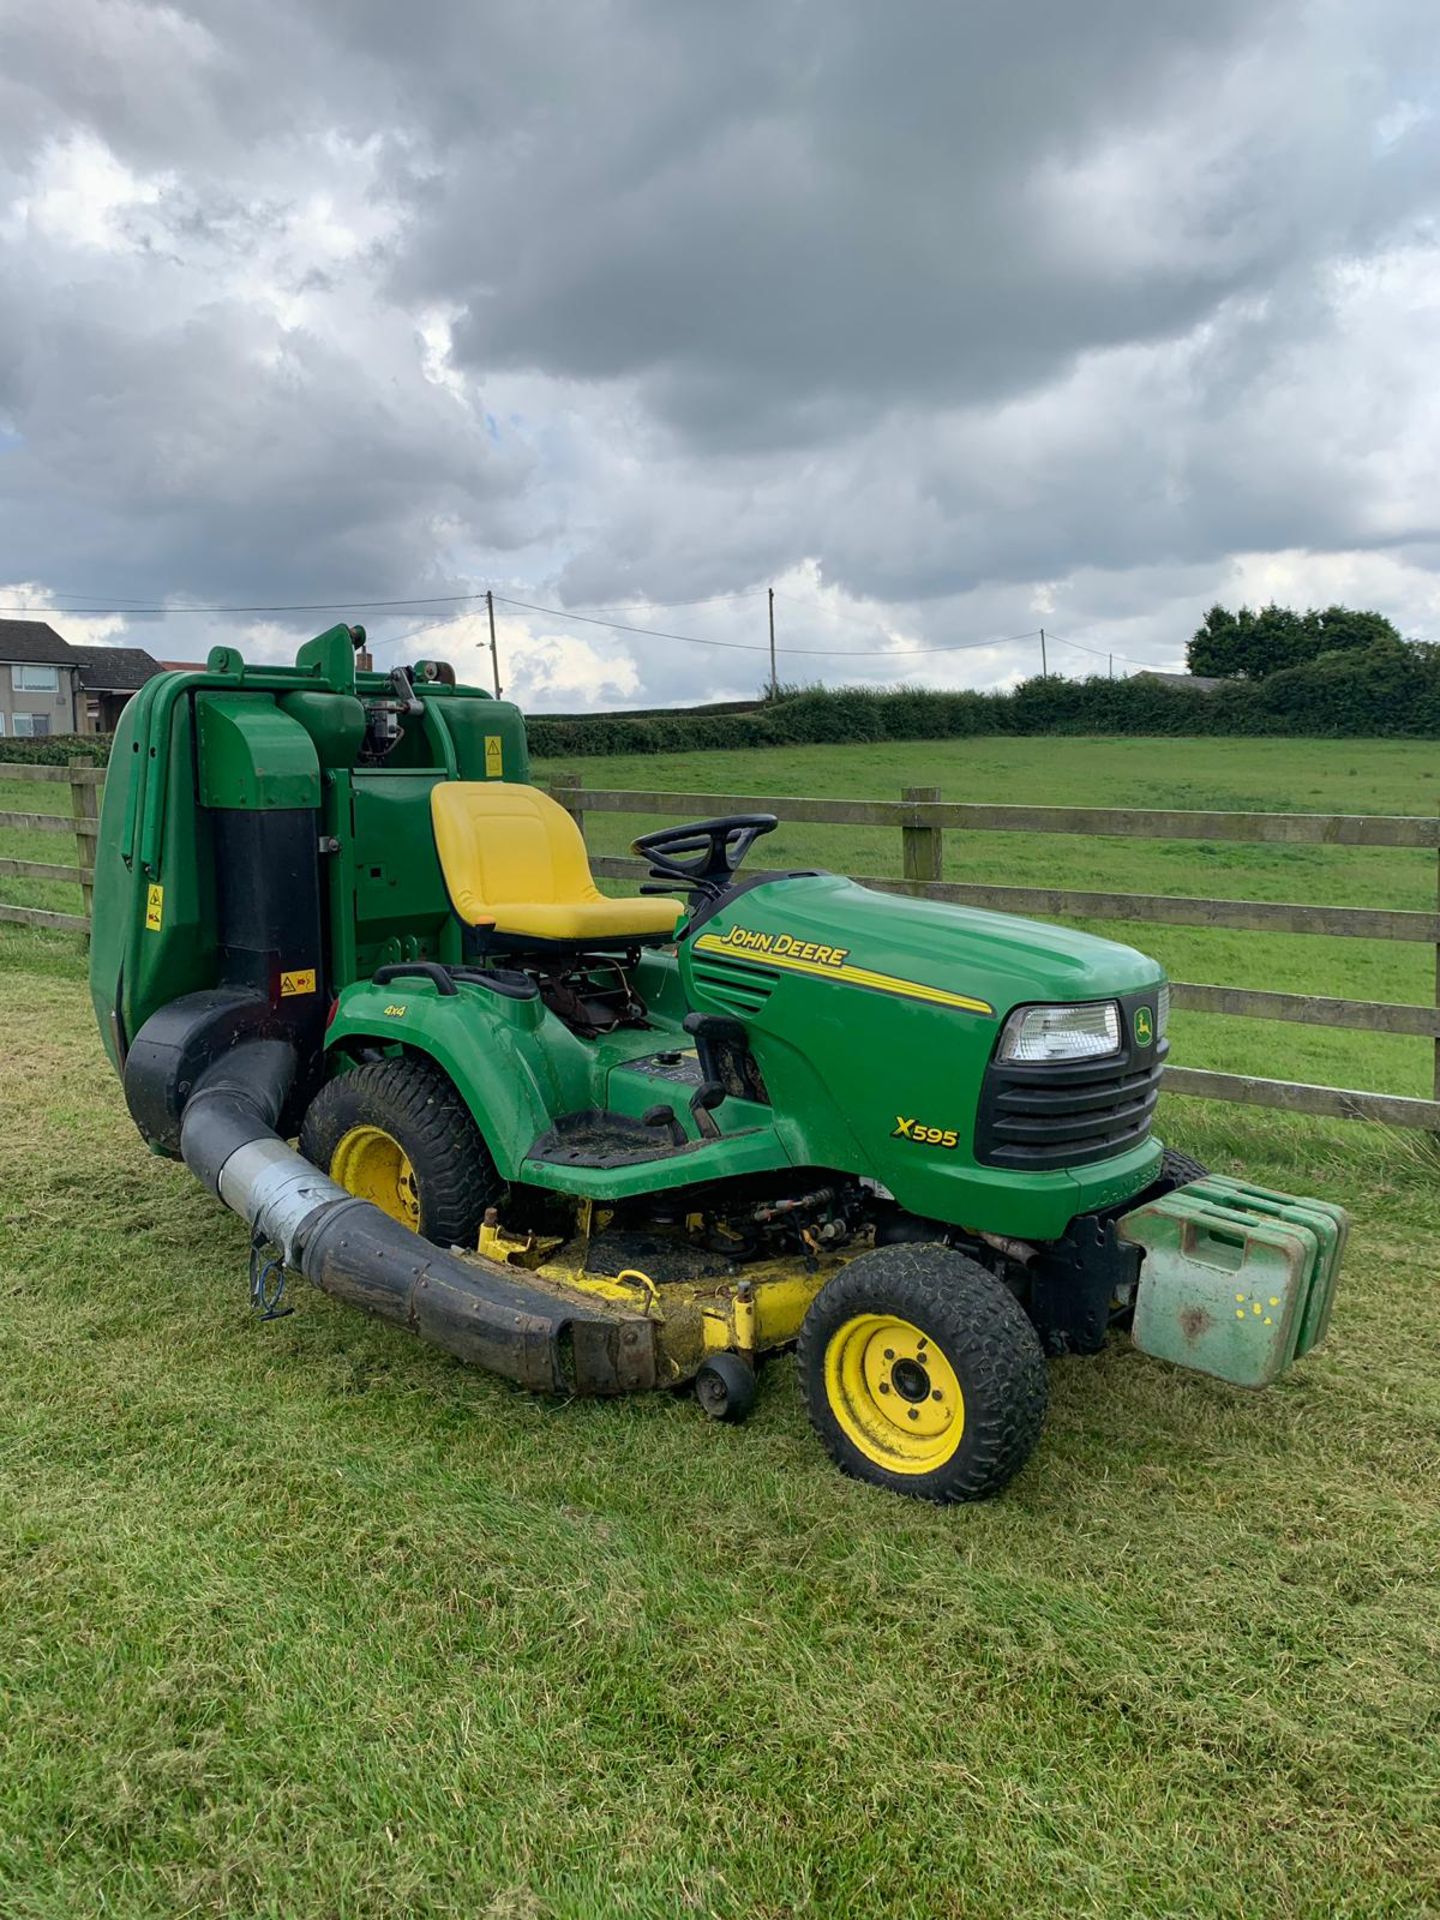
[1134,1006,1154,1047]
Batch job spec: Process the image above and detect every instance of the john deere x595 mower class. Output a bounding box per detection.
[90,626,1347,1500]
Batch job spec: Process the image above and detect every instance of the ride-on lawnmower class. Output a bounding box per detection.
[90,626,1348,1500]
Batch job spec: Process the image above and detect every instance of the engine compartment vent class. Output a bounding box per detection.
[691,957,776,1018]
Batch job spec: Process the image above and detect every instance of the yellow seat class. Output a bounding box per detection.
[430,782,683,944]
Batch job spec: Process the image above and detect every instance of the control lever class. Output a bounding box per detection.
[642,1104,687,1148]
[688,1080,725,1141]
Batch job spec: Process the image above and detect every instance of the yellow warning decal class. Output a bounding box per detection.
[144,884,164,932]
[280,968,317,998]
[484,734,504,778]
[694,930,993,1015]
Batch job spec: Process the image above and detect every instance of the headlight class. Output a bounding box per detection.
[998,1001,1121,1064]
[1156,982,1170,1038]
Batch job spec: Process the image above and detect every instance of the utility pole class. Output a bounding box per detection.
[768,587,778,700]
[1039,627,1047,678]
[486,590,502,698]
[1108,653,1114,679]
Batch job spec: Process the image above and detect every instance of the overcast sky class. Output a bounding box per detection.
[2,1,1438,708]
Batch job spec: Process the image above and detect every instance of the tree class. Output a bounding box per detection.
[1187,602,1402,679]
[1312,605,1402,655]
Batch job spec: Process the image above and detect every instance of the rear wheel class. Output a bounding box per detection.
[798,1243,1048,1502]
[300,1057,503,1249]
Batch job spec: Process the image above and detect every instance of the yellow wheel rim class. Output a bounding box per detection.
[823,1313,965,1475]
[330,1125,421,1232]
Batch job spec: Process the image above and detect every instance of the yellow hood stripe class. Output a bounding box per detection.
[693,932,994,1016]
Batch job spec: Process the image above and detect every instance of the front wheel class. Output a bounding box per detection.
[798,1243,1048,1502]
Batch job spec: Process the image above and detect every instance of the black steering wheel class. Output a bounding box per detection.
[631,814,778,898]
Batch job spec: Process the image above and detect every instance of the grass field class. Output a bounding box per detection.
[2,736,1439,1917]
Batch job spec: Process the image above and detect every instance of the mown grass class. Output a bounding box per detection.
[2,735,1440,1916]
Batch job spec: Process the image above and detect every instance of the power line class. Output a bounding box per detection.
[853,625,1046,657]
[773,585,1048,656]
[770,597,1162,673]
[5,578,1043,663]
[438,595,767,655]
[771,584,966,655]
[0,573,1169,671]
[1047,630,1164,670]
[362,603,760,661]
[366,614,473,652]
[379,594,1044,663]
[1049,631,1112,661]
[492,594,1041,658]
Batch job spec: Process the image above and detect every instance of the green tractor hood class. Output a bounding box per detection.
[690,872,1162,1006]
[680,872,1168,1234]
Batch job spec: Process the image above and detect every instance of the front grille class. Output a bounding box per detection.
[974,994,1167,1171]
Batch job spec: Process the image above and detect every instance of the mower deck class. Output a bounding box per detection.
[469,1213,848,1389]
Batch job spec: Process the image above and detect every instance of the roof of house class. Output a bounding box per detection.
[1136,669,1228,693]
[70,644,166,692]
[0,619,75,665]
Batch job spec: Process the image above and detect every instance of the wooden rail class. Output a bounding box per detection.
[569,785,1440,848]
[587,853,1438,944]
[3,759,1437,1130]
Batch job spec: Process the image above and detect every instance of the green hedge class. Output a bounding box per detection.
[6,641,1437,773]
[0,734,112,767]
[528,641,1440,753]
[539,697,766,722]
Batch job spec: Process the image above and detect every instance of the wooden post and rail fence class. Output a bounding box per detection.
[0,760,101,932]
[4,757,1440,1133]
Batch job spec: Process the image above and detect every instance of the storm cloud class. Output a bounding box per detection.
[1,0,1438,704]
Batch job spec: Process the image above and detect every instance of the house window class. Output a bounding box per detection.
[12,713,49,738]
[0,713,6,734]
[13,663,59,692]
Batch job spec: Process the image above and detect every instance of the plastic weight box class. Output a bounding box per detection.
[1117,1176,1349,1388]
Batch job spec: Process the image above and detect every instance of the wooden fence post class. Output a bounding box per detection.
[550,772,584,837]
[68,757,98,930]
[900,786,943,885]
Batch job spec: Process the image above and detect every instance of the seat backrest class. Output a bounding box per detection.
[430,781,596,925]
